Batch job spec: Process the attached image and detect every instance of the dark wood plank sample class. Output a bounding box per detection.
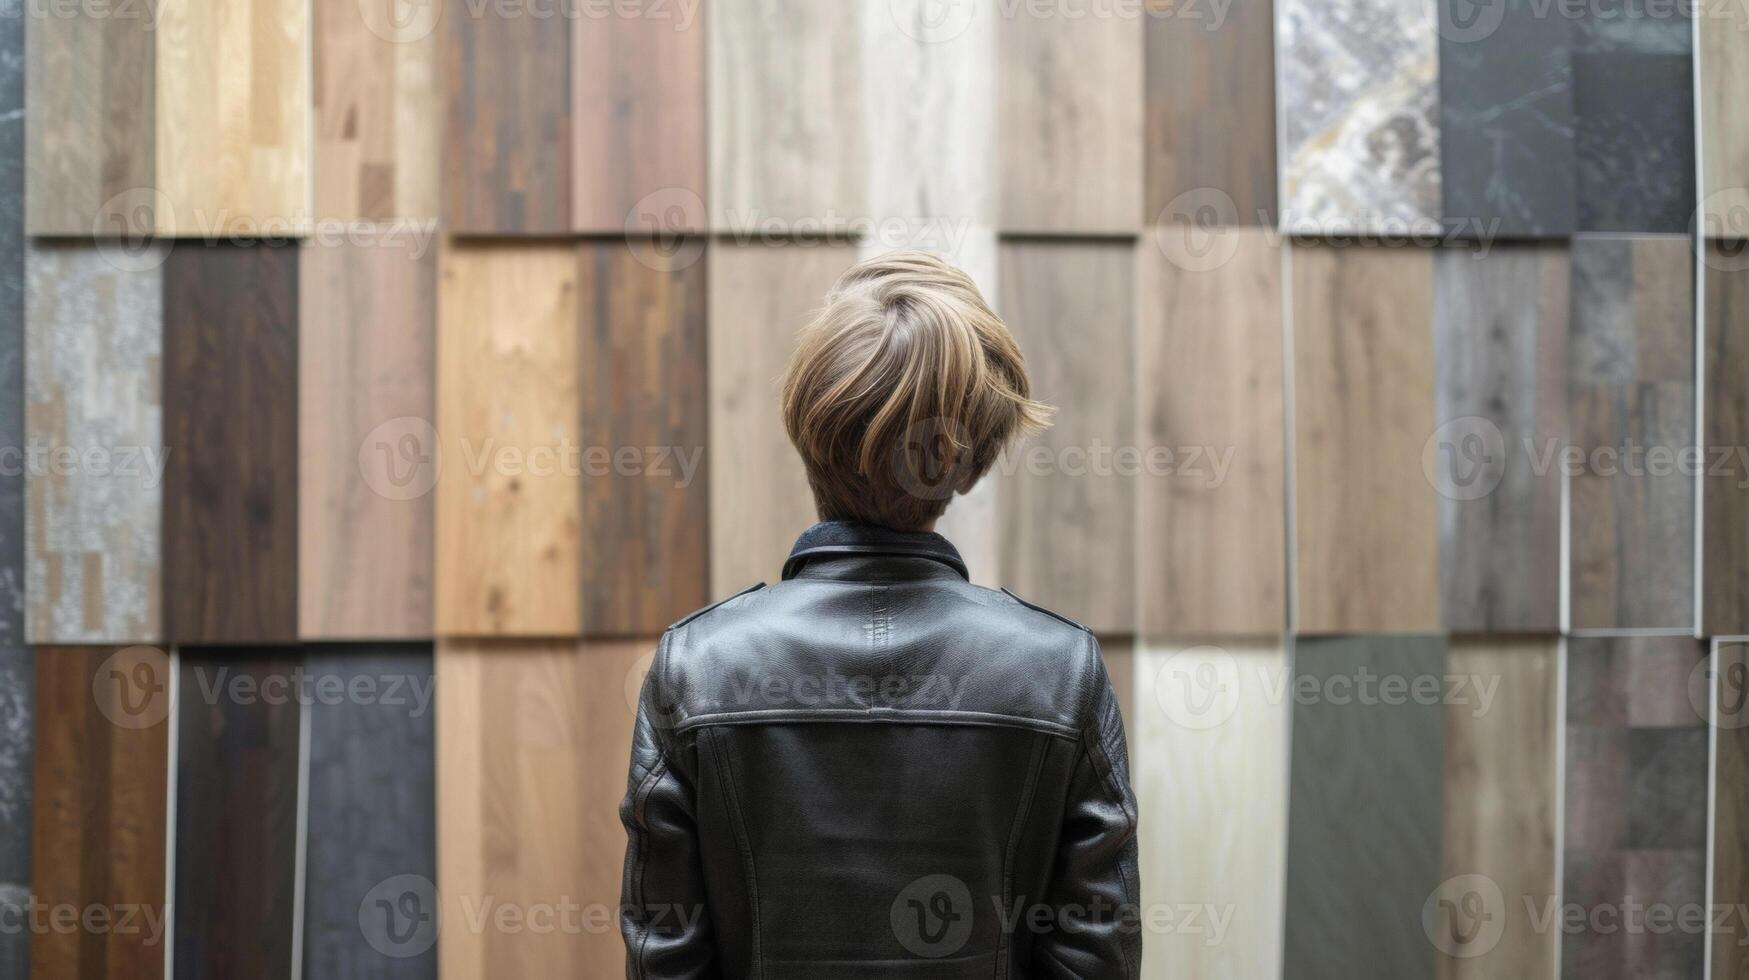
[442,0,571,233]
[174,650,301,980]
[1563,636,1708,980]
[1145,0,1277,226]
[1569,237,1694,630]
[1572,4,1694,232]
[303,645,436,977]
[1432,245,1567,632]
[32,646,170,980]
[1285,635,1444,980]
[162,243,299,644]
[578,243,709,634]
[1706,253,1749,636]
[1713,640,1749,979]
[0,7,24,971]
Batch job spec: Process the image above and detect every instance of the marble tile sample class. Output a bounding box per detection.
[1572,4,1694,233]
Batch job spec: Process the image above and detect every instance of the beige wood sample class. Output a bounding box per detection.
[313,0,440,220]
[1702,16,1749,235]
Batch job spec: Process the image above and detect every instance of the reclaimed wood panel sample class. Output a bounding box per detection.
[1707,255,1749,636]
[1285,635,1444,980]
[1569,237,1694,630]
[24,244,162,644]
[1572,4,1693,233]
[299,236,436,639]
[1136,640,1288,978]
[1432,245,1566,632]
[1714,640,1749,979]
[304,645,437,977]
[998,0,1142,233]
[442,0,570,232]
[1702,17,1749,235]
[1437,638,1558,978]
[1563,636,1708,980]
[0,13,24,973]
[1144,0,1277,226]
[31,646,170,980]
[578,244,709,634]
[1138,228,1284,636]
[708,242,853,592]
[574,0,706,231]
[435,244,581,636]
[313,0,440,220]
[1293,244,1438,633]
[162,243,299,644]
[998,240,1135,632]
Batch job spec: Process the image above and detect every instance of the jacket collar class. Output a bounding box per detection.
[781,521,969,581]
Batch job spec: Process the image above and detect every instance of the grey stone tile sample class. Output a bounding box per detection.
[1572,4,1694,232]
[0,3,29,975]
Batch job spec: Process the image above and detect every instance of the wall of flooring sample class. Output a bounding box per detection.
[1569,237,1694,630]
[1431,245,1566,632]
[303,645,437,978]
[709,0,863,229]
[162,243,299,645]
[1701,18,1749,235]
[435,243,581,636]
[1571,3,1693,233]
[1137,228,1285,636]
[707,242,852,593]
[1707,255,1749,636]
[32,646,170,980]
[1714,640,1749,978]
[578,244,709,634]
[1135,640,1288,978]
[1145,0,1277,226]
[1285,635,1444,980]
[299,236,436,640]
[0,12,24,973]
[998,240,1136,632]
[1293,245,1439,633]
[174,651,301,980]
[24,244,162,644]
[1279,0,1439,233]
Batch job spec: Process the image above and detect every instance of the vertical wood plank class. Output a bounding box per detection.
[24,243,163,644]
[435,243,581,636]
[1292,244,1438,633]
[1712,640,1749,979]
[1706,253,1749,636]
[1572,4,1693,233]
[162,243,299,645]
[577,243,709,634]
[707,242,854,593]
[313,0,441,220]
[1137,228,1285,636]
[299,236,436,639]
[1701,17,1749,235]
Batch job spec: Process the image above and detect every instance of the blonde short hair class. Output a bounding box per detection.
[781,250,1052,530]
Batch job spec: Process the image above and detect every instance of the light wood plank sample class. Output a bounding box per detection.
[1138,229,1284,636]
[300,235,436,640]
[574,0,706,231]
[32,646,169,980]
[578,243,709,634]
[998,240,1136,632]
[1569,237,1694,630]
[162,243,299,645]
[1706,253,1749,636]
[442,0,571,232]
[435,243,581,636]
[24,2,155,235]
[1292,244,1438,633]
[154,0,308,235]
[25,243,162,644]
[1437,638,1558,978]
[1702,17,1749,234]
[1713,640,1749,980]
[313,0,441,220]
[709,0,863,229]
[1135,640,1288,979]
[1432,245,1567,632]
[998,0,1143,234]
[707,242,853,593]
[437,639,646,978]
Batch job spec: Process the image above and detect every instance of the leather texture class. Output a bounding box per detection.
[621,522,1142,978]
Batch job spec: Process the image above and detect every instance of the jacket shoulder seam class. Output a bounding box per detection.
[998,588,1093,633]
[668,582,766,631]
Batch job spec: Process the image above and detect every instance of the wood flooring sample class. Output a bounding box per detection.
[162,243,299,645]
[1702,18,1749,235]
[1293,244,1438,633]
[25,243,162,644]
[300,236,436,639]
[313,0,441,220]
[1138,228,1284,636]
[1712,640,1749,979]
[1706,252,1749,636]
[435,243,581,636]
[31,646,170,980]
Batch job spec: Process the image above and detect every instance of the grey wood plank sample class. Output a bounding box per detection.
[1563,636,1708,980]
[1572,4,1693,233]
[1432,244,1566,632]
[1706,253,1749,636]
[1712,640,1749,980]
[0,10,26,974]
[1568,237,1694,630]
[303,645,437,977]
[1285,635,1444,980]
[1701,16,1749,236]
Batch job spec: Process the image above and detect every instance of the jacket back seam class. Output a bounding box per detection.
[996,733,1048,979]
[706,727,764,978]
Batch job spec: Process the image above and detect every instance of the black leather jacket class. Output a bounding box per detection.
[620,522,1142,978]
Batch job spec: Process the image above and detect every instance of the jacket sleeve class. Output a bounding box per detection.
[1036,640,1142,978]
[620,643,719,979]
